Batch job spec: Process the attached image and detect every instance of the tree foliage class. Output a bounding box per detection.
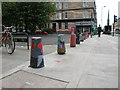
[2,2,56,32]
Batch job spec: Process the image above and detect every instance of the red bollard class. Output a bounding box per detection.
[70,34,76,47]
[85,32,87,40]
[83,33,86,40]
[30,37,44,68]
[86,32,89,38]
[70,27,76,47]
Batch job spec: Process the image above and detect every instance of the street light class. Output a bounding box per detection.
[101,6,106,29]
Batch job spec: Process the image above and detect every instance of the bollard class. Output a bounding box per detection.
[76,33,80,44]
[76,29,80,44]
[70,34,76,47]
[83,33,85,40]
[88,32,90,38]
[90,32,93,38]
[86,32,87,38]
[30,37,44,68]
[70,27,76,47]
[86,32,89,38]
[57,34,66,54]
[85,32,87,40]
[83,33,86,40]
[80,33,84,42]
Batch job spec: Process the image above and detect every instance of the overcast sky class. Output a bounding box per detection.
[96,0,119,28]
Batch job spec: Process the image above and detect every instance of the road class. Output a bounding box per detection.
[1,34,71,74]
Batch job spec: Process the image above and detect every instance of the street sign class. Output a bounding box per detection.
[76,21,92,26]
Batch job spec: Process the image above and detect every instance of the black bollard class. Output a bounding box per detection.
[76,33,80,44]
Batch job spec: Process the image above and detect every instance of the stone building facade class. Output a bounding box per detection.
[50,2,97,34]
[114,18,120,30]
[118,18,120,29]
[114,1,120,30]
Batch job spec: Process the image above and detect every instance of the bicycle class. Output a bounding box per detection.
[0,25,15,54]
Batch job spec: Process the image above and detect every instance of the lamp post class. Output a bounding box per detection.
[101,6,106,29]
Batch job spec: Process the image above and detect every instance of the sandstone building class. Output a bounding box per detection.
[50,1,97,34]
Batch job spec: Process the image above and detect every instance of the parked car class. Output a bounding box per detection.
[34,30,48,35]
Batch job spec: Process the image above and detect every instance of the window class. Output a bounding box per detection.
[65,12,67,19]
[59,2,62,9]
[56,12,62,20]
[58,23,62,29]
[63,2,68,9]
[83,11,89,18]
[83,2,88,7]
[56,2,62,9]
[65,22,68,29]
[56,2,59,9]
[59,12,62,19]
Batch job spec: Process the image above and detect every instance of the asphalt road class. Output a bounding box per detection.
[30,34,71,45]
[1,34,71,74]
[14,34,71,46]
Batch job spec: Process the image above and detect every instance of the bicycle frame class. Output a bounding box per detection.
[0,30,11,46]
[0,26,15,54]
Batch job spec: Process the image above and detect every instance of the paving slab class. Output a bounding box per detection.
[77,74,118,88]
[2,70,68,88]
[1,35,118,88]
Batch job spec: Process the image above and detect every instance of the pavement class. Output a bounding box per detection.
[1,34,70,74]
[0,34,118,88]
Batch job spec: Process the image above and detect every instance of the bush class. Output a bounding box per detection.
[42,28,53,34]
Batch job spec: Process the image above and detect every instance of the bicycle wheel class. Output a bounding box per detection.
[6,33,15,54]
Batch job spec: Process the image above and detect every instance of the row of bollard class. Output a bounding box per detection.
[30,27,90,68]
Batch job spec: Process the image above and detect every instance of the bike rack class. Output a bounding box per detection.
[12,32,29,50]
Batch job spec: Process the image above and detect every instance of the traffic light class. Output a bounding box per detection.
[114,15,117,22]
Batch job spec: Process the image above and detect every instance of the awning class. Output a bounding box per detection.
[52,18,96,23]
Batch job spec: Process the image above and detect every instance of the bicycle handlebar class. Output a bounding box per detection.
[2,25,15,32]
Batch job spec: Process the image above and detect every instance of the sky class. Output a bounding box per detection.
[96,0,119,28]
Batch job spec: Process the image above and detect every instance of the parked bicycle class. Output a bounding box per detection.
[0,25,15,54]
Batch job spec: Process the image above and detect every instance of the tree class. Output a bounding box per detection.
[2,2,56,33]
[2,2,20,29]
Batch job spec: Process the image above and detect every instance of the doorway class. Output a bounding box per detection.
[52,23,56,32]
